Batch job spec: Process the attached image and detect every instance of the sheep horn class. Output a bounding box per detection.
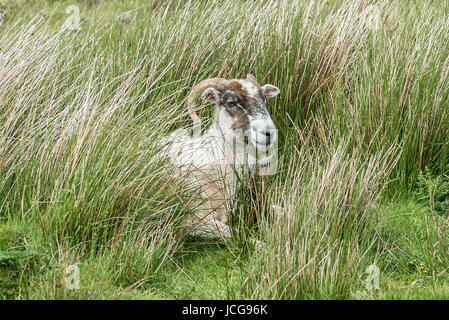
[187,78,231,122]
[246,74,261,88]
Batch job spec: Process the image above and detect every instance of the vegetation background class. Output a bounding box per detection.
[0,0,448,299]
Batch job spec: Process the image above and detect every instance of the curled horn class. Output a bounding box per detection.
[187,78,231,123]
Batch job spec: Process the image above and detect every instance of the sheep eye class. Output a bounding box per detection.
[227,99,237,107]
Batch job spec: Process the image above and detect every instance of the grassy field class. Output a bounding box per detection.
[0,0,448,299]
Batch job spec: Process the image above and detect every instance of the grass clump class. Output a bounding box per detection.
[414,169,449,217]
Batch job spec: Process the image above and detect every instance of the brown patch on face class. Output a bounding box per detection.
[221,81,250,131]
[222,80,263,108]
[219,80,268,133]
[223,81,247,99]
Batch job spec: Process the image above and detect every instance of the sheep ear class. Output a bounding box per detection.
[201,88,220,104]
[261,84,280,98]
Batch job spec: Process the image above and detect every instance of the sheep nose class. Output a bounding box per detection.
[255,126,276,146]
[262,129,272,145]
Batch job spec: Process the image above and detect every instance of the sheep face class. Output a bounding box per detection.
[201,79,280,152]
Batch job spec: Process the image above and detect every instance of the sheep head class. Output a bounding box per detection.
[187,74,280,150]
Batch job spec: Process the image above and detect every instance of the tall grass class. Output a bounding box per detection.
[0,0,447,299]
[243,138,399,299]
[0,14,192,298]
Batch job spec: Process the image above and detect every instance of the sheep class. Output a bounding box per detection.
[163,74,280,239]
